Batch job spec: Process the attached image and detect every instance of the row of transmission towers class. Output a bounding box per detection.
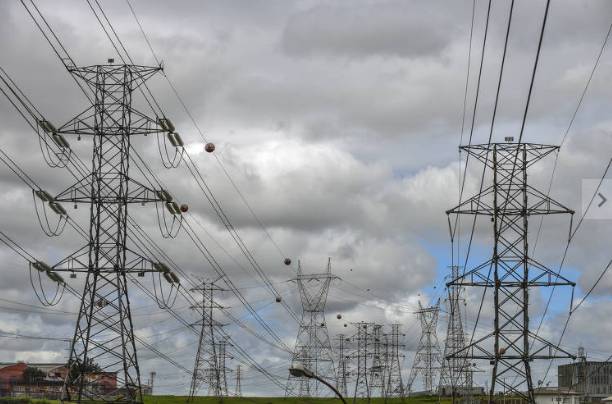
[285,260,406,403]
[335,322,406,403]
[407,266,475,399]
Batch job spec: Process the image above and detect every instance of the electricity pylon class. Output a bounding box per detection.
[49,62,175,404]
[369,324,386,397]
[335,334,350,397]
[188,281,227,400]
[407,300,442,393]
[234,365,242,397]
[439,266,471,397]
[447,142,576,403]
[216,336,231,397]
[286,259,337,397]
[352,322,371,403]
[385,324,405,399]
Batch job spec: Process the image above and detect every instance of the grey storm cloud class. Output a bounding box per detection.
[0,0,610,396]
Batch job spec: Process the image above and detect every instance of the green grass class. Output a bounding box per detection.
[0,396,453,404]
[144,396,452,404]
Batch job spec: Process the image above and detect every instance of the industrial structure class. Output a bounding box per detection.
[407,300,442,393]
[30,61,182,404]
[446,142,576,403]
[558,347,612,402]
[188,281,228,400]
[335,334,350,397]
[0,2,609,403]
[439,266,472,397]
[286,259,337,397]
[384,324,405,398]
[352,322,372,402]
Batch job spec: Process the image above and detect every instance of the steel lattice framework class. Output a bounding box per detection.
[439,266,472,397]
[188,281,227,400]
[335,334,350,397]
[286,259,337,397]
[407,300,442,393]
[352,322,372,403]
[447,143,576,403]
[369,324,386,397]
[385,324,405,398]
[50,63,168,404]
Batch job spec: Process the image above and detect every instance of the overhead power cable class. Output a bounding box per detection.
[15,0,296,355]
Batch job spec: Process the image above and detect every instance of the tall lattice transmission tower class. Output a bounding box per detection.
[48,62,177,404]
[352,322,371,402]
[447,142,576,403]
[188,281,228,400]
[439,266,471,397]
[335,334,350,397]
[369,324,386,397]
[385,324,405,399]
[286,259,337,397]
[234,365,242,397]
[407,300,442,393]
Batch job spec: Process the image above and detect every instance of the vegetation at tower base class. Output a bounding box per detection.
[0,397,454,404]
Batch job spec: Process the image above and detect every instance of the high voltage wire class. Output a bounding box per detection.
[123,0,290,263]
[79,0,299,323]
[528,21,612,344]
[0,135,290,389]
[0,67,291,394]
[16,0,296,361]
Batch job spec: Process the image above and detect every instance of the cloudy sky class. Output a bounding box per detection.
[0,0,611,397]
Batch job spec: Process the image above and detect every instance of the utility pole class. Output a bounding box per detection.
[446,142,576,403]
[407,300,442,394]
[385,324,405,399]
[335,334,350,397]
[439,265,471,399]
[188,280,226,400]
[286,259,337,397]
[352,322,371,403]
[49,62,177,404]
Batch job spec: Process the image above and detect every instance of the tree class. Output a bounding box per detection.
[23,366,45,384]
[67,358,102,383]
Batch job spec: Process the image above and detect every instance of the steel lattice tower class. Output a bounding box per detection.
[352,322,371,403]
[234,365,242,397]
[335,334,350,397]
[188,281,227,400]
[216,336,231,397]
[369,324,386,397]
[385,324,405,399]
[447,142,575,403]
[286,259,337,397]
[439,265,471,397]
[50,63,167,404]
[408,300,442,393]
